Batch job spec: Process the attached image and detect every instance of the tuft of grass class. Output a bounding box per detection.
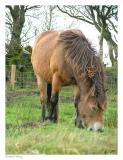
[60,86,74,97]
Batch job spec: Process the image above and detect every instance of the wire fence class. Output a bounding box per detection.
[6,65,117,91]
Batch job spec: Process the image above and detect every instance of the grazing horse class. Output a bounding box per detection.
[31,29,107,132]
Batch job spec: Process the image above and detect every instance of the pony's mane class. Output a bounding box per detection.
[58,29,106,109]
[59,30,98,74]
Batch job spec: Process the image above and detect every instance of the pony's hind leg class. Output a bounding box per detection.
[74,86,83,128]
[47,83,52,119]
[49,73,60,123]
[37,76,47,122]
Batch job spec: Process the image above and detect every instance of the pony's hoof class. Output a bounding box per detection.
[39,117,46,123]
[77,123,84,128]
[75,119,84,128]
[52,119,58,123]
[39,119,45,123]
[49,117,58,123]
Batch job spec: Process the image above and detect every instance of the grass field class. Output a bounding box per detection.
[6,87,117,154]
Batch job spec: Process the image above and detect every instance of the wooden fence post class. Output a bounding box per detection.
[10,64,16,89]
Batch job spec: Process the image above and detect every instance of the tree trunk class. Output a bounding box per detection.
[111,39,118,61]
[107,40,116,67]
[6,6,25,66]
[98,34,103,61]
[101,29,117,67]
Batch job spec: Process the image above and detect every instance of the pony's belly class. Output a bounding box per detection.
[60,75,76,86]
[62,80,76,86]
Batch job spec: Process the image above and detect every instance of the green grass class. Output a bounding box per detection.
[6,96,40,126]
[60,86,74,97]
[6,125,117,154]
[6,88,117,154]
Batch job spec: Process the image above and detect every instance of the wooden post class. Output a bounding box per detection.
[10,64,16,89]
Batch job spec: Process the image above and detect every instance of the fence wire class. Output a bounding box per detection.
[6,65,117,91]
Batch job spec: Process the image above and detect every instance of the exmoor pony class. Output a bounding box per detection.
[31,29,106,132]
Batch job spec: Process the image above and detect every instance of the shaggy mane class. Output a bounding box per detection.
[58,29,106,109]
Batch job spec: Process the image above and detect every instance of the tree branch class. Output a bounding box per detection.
[6,5,14,18]
[57,5,94,25]
[108,19,118,33]
[24,5,41,12]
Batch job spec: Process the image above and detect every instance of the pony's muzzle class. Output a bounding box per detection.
[88,122,104,132]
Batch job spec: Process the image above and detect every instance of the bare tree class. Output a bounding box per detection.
[57,5,118,66]
[6,5,40,65]
[39,6,76,32]
[41,6,57,31]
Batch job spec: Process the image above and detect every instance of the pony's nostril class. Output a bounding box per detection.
[89,128,93,131]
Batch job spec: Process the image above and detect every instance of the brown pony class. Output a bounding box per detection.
[31,29,107,132]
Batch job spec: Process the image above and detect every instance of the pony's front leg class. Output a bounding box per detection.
[74,86,83,128]
[37,76,47,122]
[49,73,60,123]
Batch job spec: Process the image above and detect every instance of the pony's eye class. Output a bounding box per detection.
[91,106,99,112]
[82,114,86,118]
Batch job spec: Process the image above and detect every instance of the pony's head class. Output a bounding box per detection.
[78,65,107,132]
[78,93,106,132]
